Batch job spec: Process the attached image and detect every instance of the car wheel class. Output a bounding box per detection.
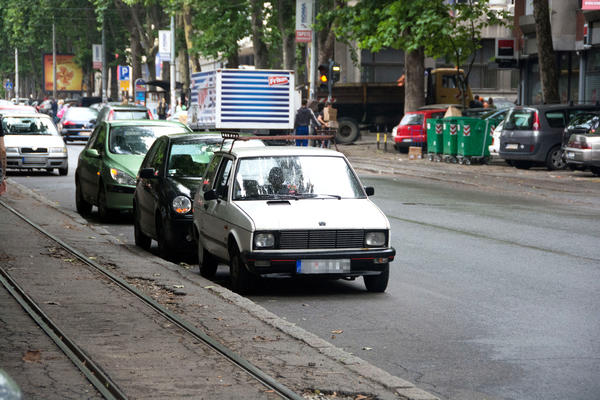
[133,205,151,250]
[363,264,389,293]
[58,166,68,176]
[590,166,600,176]
[198,244,218,279]
[512,161,532,169]
[229,245,257,294]
[545,146,566,170]
[97,185,113,220]
[335,117,359,144]
[156,216,173,260]
[75,177,92,216]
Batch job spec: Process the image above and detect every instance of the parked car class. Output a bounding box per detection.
[133,133,265,259]
[391,108,446,152]
[192,141,396,294]
[58,106,98,142]
[75,120,192,219]
[0,104,38,115]
[562,113,600,175]
[1,113,68,175]
[499,104,600,170]
[94,104,153,127]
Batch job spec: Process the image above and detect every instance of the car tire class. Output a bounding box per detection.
[363,264,389,293]
[198,245,218,279]
[229,244,257,294]
[75,177,92,216]
[58,166,68,176]
[97,184,113,220]
[156,216,173,260]
[590,166,600,176]
[512,161,532,170]
[133,205,151,250]
[336,117,359,144]
[545,146,566,170]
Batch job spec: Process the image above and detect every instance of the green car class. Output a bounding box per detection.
[75,120,192,219]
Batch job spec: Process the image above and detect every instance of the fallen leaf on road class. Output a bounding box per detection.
[362,347,373,351]
[23,350,41,363]
[44,301,61,306]
[173,285,184,289]
[331,329,343,334]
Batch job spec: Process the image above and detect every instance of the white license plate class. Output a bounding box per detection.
[566,151,575,159]
[403,138,412,142]
[505,143,519,150]
[297,259,351,274]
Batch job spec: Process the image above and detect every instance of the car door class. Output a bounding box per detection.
[201,156,234,260]
[137,138,167,236]
[79,123,106,202]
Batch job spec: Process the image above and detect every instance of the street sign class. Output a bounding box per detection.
[5,81,13,91]
[159,30,171,61]
[92,44,102,70]
[135,78,146,92]
[118,65,130,81]
[295,0,313,43]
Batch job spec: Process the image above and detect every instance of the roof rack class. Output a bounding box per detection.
[219,129,338,153]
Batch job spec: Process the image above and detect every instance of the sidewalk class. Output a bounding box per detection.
[0,181,438,400]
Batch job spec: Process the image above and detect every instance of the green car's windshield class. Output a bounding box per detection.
[167,138,222,177]
[109,125,187,155]
[1,116,58,136]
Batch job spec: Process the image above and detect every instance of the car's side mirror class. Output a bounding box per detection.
[364,186,375,196]
[139,168,156,179]
[204,189,218,201]
[85,148,100,158]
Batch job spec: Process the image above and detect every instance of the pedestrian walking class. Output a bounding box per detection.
[0,116,7,195]
[294,99,322,146]
[157,97,168,120]
[487,97,495,109]
[469,95,483,109]
[51,98,59,123]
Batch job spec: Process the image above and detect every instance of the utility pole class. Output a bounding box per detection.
[170,15,176,115]
[308,0,317,100]
[102,17,107,103]
[15,48,19,100]
[52,22,56,99]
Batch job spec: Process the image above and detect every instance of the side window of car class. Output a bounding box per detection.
[92,125,106,152]
[149,140,167,173]
[545,111,566,128]
[215,158,233,200]
[202,155,222,192]
[86,125,102,149]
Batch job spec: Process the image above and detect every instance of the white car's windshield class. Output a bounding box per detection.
[233,155,365,200]
[2,116,59,136]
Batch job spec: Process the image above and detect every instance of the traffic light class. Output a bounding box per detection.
[330,61,340,83]
[318,64,329,89]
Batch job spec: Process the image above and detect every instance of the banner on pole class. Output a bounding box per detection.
[92,44,102,70]
[295,0,313,43]
[159,30,171,61]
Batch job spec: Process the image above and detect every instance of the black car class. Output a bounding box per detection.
[133,133,223,259]
[58,106,98,142]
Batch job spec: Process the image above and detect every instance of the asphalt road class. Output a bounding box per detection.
[9,142,600,400]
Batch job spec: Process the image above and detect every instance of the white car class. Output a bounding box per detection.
[2,113,68,175]
[192,141,396,294]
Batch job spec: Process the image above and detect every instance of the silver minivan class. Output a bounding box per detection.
[499,104,600,170]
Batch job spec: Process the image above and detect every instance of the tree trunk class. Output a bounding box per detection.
[318,28,335,65]
[250,0,269,68]
[404,48,425,112]
[533,0,559,104]
[130,28,142,81]
[278,0,296,70]
[182,3,201,72]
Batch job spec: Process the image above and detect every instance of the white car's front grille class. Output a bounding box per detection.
[279,230,365,249]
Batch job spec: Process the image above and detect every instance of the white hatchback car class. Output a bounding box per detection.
[192,142,395,293]
[2,113,68,175]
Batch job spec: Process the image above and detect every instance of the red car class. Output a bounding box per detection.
[391,109,446,152]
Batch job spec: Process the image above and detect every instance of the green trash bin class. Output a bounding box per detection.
[457,117,491,164]
[426,118,444,161]
[442,118,460,163]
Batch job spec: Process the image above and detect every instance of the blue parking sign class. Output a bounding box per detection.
[118,66,130,81]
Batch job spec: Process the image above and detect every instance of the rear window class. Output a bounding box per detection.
[113,110,149,120]
[430,112,445,119]
[505,109,535,130]
[65,107,98,121]
[399,113,424,126]
[545,111,566,128]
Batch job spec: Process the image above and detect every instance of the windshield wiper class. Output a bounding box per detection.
[313,194,342,199]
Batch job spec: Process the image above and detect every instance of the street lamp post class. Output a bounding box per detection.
[170,15,176,115]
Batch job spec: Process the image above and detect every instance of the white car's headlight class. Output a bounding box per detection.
[254,233,275,249]
[6,147,19,154]
[172,196,192,214]
[109,168,136,185]
[49,147,67,154]
[365,231,386,247]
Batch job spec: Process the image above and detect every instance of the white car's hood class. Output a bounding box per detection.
[236,198,389,231]
[4,135,65,148]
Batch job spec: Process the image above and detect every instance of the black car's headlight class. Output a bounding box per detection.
[172,196,192,214]
[109,168,136,185]
[365,231,386,247]
[254,232,275,249]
